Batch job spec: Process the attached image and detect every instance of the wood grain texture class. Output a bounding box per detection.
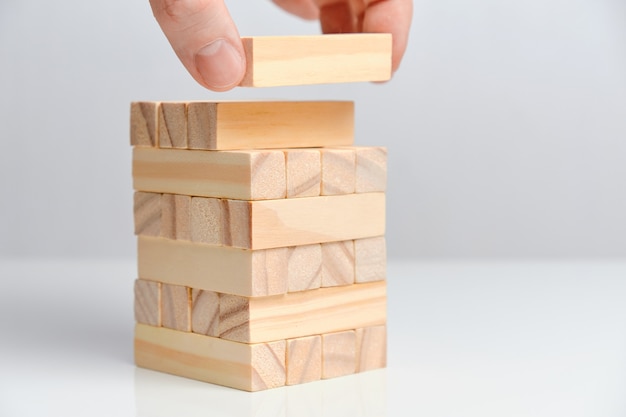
[321,240,355,287]
[287,244,322,292]
[355,325,387,372]
[130,102,158,147]
[191,289,219,337]
[354,236,387,283]
[321,148,356,195]
[134,192,161,237]
[158,102,187,149]
[355,147,387,193]
[190,197,222,245]
[322,330,357,379]
[240,34,392,87]
[286,335,322,385]
[188,101,354,150]
[161,283,190,332]
[215,281,386,343]
[134,279,160,326]
[135,324,286,392]
[137,237,288,297]
[285,150,321,198]
[133,148,286,200]
[221,199,251,247]
[161,194,191,241]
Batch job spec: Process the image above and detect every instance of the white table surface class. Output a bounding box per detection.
[1,259,625,416]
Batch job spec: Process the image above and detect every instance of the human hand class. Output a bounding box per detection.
[149,0,413,92]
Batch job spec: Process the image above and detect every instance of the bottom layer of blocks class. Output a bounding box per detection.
[135,323,386,392]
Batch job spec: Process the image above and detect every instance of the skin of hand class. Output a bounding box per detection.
[149,0,413,92]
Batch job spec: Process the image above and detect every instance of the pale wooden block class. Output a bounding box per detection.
[158,102,187,149]
[285,150,321,198]
[216,281,386,344]
[134,191,161,237]
[187,101,353,150]
[221,199,251,248]
[161,283,190,332]
[355,147,387,193]
[190,197,222,245]
[191,289,219,337]
[134,279,160,326]
[161,194,191,241]
[130,102,158,147]
[133,148,286,200]
[240,34,392,87]
[287,244,322,292]
[354,237,386,283]
[321,148,356,195]
[321,240,355,287]
[138,237,288,297]
[286,335,322,385]
[135,324,286,391]
[322,330,356,379]
[355,325,387,372]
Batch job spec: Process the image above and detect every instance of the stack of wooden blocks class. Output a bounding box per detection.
[131,34,391,392]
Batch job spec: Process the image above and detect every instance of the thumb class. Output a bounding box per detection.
[150,0,245,91]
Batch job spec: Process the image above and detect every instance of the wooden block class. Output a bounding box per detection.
[130,102,158,147]
[161,283,190,332]
[321,148,356,196]
[191,289,219,337]
[322,330,356,379]
[134,279,160,326]
[286,335,322,385]
[158,102,187,148]
[215,281,386,343]
[355,325,387,372]
[138,237,287,297]
[355,147,387,193]
[161,194,191,241]
[218,193,384,250]
[287,244,322,292]
[187,101,353,150]
[190,197,222,245]
[240,34,392,87]
[133,148,286,200]
[354,237,386,283]
[285,150,321,198]
[135,324,286,391]
[221,199,251,247]
[134,191,161,237]
[321,240,355,287]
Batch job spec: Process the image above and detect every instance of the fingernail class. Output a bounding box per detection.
[195,39,244,90]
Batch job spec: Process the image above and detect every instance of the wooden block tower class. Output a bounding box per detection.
[131,34,390,391]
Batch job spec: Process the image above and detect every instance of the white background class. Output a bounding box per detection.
[1,0,625,259]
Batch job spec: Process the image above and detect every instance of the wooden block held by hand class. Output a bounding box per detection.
[134,192,161,237]
[240,34,392,87]
[134,279,160,326]
[322,330,356,379]
[131,102,158,147]
[161,283,190,332]
[285,150,321,198]
[286,335,322,385]
[321,240,355,287]
[355,237,386,283]
[356,147,387,193]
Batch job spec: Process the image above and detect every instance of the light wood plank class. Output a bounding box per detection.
[161,194,191,240]
[130,102,158,147]
[188,101,354,150]
[158,102,187,148]
[355,325,387,372]
[287,244,322,292]
[133,148,286,200]
[135,324,286,392]
[134,191,161,237]
[354,236,386,283]
[240,34,392,87]
[286,335,322,385]
[285,150,321,198]
[322,330,357,379]
[321,148,356,195]
[191,289,220,336]
[321,240,355,287]
[355,147,387,193]
[216,281,386,343]
[134,279,160,326]
[137,236,288,297]
[161,283,190,332]
[190,197,222,245]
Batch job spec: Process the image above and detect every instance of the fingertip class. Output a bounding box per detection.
[194,38,246,91]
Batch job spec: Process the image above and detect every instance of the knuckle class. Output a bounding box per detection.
[159,0,210,22]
